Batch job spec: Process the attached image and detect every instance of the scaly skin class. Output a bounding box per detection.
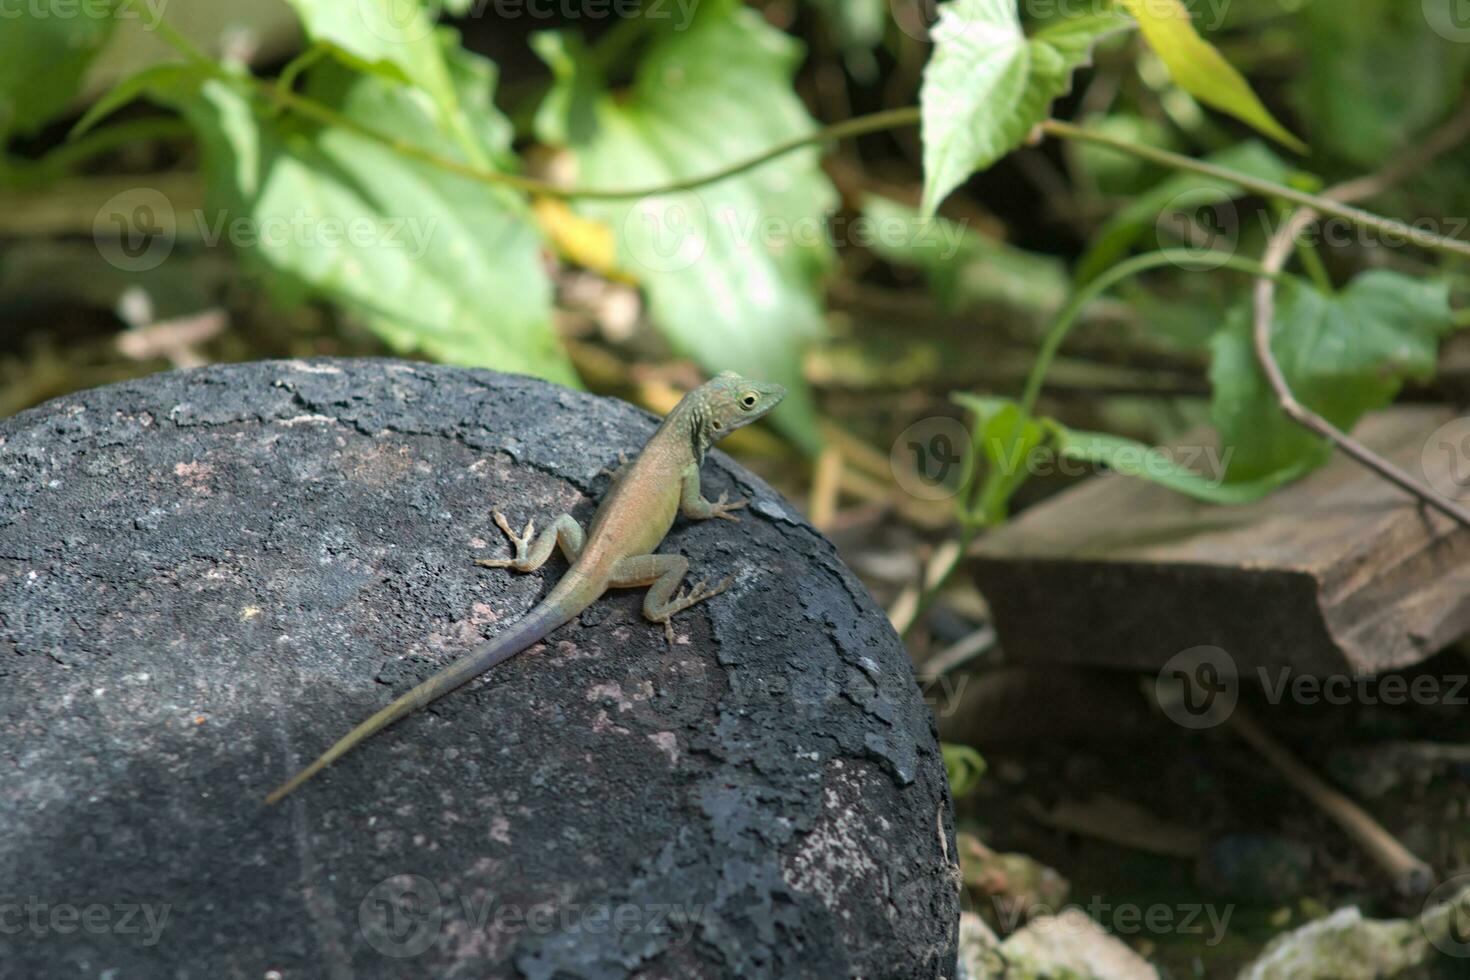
[264,372,785,804]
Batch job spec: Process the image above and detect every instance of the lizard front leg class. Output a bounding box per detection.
[679,465,745,522]
[610,553,733,645]
[475,510,584,572]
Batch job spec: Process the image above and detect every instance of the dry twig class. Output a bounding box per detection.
[1251,103,1470,527]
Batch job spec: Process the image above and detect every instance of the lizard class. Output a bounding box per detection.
[264,371,786,804]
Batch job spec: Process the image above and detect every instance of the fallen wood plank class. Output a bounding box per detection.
[973,407,1470,676]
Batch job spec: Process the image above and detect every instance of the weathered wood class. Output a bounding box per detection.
[973,407,1470,676]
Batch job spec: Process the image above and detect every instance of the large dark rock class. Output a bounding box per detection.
[0,359,958,979]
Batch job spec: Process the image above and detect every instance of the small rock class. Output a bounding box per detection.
[1237,881,1470,980]
[957,909,1160,980]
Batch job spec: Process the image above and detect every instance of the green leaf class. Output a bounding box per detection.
[1209,271,1455,482]
[919,0,1131,218]
[1075,139,1289,284]
[952,393,1046,523]
[861,194,1069,317]
[1294,0,1470,167]
[0,2,117,141]
[1049,426,1303,504]
[1117,0,1306,154]
[528,30,599,148]
[71,62,210,139]
[149,49,570,384]
[535,1,838,452]
[942,743,987,797]
[282,0,487,165]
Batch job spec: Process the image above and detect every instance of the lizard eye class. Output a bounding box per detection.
[740,393,758,410]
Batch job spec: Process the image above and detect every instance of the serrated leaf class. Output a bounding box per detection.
[862,194,1069,316]
[1209,271,1454,482]
[1,3,116,141]
[534,3,838,452]
[1117,0,1305,154]
[149,49,570,384]
[919,0,1131,218]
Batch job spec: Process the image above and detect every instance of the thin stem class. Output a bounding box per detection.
[1250,101,1470,529]
[1040,119,1470,262]
[1018,249,1293,420]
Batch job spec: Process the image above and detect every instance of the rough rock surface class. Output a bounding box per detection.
[0,359,958,979]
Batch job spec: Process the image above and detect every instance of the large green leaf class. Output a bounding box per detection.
[1209,271,1455,482]
[535,0,838,451]
[123,44,569,383]
[1117,0,1305,153]
[919,0,1131,218]
[282,0,487,165]
[861,194,1068,316]
[0,2,116,140]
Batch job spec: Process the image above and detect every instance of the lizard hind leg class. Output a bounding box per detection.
[475,511,584,572]
[610,554,733,644]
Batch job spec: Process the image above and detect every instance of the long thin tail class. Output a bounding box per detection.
[265,588,587,805]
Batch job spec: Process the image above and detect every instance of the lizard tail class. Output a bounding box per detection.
[264,593,584,805]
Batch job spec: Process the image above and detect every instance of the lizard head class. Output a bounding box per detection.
[690,371,786,447]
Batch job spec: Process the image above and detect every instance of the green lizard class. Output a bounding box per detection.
[265,371,785,804]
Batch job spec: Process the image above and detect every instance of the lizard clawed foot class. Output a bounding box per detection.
[653,575,734,645]
[708,492,746,523]
[474,509,536,569]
